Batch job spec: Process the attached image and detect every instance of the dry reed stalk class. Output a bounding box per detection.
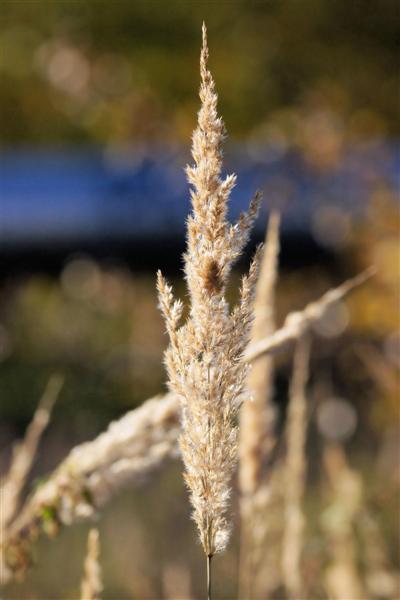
[1,393,179,582]
[241,464,285,599]
[281,334,311,599]
[239,212,280,495]
[238,212,280,599]
[245,266,375,362]
[321,443,367,600]
[157,24,262,594]
[0,375,63,584]
[0,374,64,532]
[80,528,103,600]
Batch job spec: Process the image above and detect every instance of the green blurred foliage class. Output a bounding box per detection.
[0,0,398,144]
[0,265,168,436]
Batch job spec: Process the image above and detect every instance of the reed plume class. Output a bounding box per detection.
[157,22,261,572]
[282,334,311,599]
[238,212,280,599]
[80,528,103,600]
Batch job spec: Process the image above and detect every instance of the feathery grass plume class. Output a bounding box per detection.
[1,393,179,583]
[282,334,311,599]
[321,443,367,600]
[0,374,64,532]
[238,212,280,599]
[80,528,103,600]
[157,22,261,567]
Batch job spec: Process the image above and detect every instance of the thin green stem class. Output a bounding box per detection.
[207,554,212,600]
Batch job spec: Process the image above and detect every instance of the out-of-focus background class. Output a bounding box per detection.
[1,2,399,599]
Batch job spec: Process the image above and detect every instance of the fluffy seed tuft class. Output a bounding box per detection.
[158,24,261,557]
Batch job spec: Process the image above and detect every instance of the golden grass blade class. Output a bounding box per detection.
[238,212,280,599]
[282,334,311,599]
[80,528,103,600]
[239,212,280,495]
[321,444,368,600]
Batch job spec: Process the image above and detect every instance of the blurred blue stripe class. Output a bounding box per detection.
[0,143,398,246]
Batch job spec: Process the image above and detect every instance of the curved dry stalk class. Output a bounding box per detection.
[1,393,179,582]
[282,334,311,599]
[245,266,375,363]
[0,374,64,531]
[238,212,280,599]
[80,528,103,600]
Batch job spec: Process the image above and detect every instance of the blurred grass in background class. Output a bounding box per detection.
[0,1,399,598]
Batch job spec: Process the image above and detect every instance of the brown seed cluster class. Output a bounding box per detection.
[203,258,223,294]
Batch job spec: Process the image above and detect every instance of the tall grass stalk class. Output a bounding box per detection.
[321,444,367,600]
[0,375,63,584]
[80,528,103,600]
[282,334,311,599]
[157,23,261,595]
[238,212,280,599]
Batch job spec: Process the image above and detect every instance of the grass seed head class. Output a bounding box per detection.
[158,24,261,557]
